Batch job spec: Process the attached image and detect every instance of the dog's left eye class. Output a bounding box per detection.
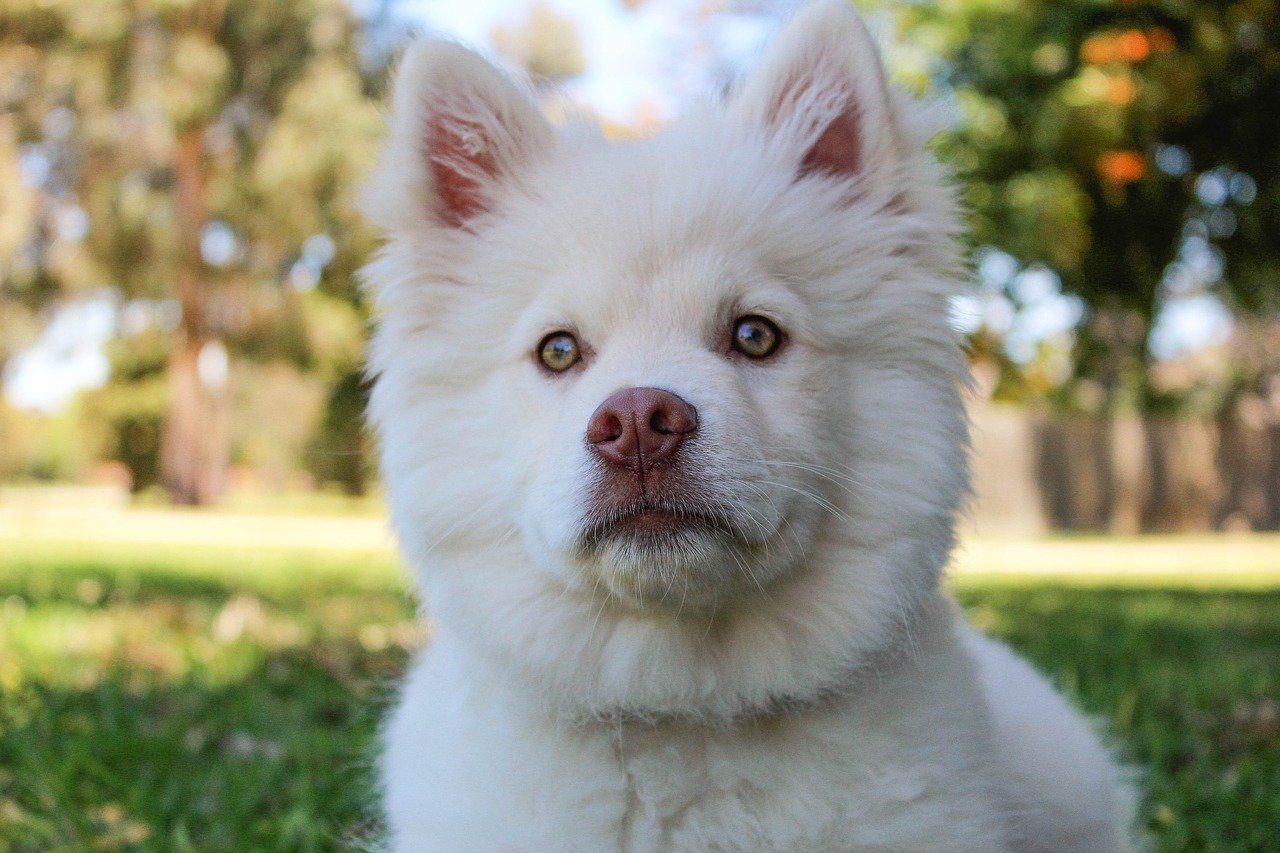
[731,316,782,359]
[538,331,581,372]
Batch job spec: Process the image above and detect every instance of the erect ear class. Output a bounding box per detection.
[732,1,902,196]
[364,41,553,232]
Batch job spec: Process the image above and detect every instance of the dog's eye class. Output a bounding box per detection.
[538,331,581,372]
[731,316,782,359]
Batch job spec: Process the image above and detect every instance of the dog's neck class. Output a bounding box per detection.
[579,668,864,733]
[568,589,945,733]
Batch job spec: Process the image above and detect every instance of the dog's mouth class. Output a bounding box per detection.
[578,498,745,552]
[574,496,758,609]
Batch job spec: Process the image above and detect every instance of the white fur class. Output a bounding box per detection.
[361,2,1133,849]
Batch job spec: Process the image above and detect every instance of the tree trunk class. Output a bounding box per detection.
[161,336,230,505]
[159,125,231,506]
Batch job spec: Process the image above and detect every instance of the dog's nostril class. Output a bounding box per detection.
[588,412,625,444]
[651,404,694,435]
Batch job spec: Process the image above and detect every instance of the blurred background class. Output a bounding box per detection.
[0,0,1277,850]
[1,0,1278,532]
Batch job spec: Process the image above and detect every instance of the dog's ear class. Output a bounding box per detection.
[733,1,901,194]
[364,41,553,232]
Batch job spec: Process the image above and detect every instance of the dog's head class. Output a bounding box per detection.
[364,1,969,718]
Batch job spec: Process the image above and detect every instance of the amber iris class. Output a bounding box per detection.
[538,331,581,372]
[732,316,781,359]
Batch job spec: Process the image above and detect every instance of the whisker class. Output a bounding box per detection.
[761,459,869,492]
[420,501,498,555]
[752,479,856,525]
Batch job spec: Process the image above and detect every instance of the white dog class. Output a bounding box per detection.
[361,2,1132,849]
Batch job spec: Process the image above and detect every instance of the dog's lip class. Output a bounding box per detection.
[613,507,699,532]
[581,499,740,543]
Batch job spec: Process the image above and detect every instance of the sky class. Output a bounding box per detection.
[372,0,798,121]
[2,0,1238,412]
[4,295,115,412]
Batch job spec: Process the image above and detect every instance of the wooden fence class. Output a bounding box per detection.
[967,404,1280,535]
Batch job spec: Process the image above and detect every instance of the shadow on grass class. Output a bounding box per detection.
[0,555,406,612]
[0,564,248,610]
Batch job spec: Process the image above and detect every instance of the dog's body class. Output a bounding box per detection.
[362,3,1132,849]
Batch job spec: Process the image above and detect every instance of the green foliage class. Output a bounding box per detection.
[0,401,95,482]
[82,377,168,492]
[892,0,1280,403]
[0,0,381,501]
[305,368,373,497]
[229,361,327,489]
[904,0,1279,303]
[251,56,381,248]
[73,330,172,491]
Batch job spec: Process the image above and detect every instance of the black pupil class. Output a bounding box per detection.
[546,336,574,365]
[739,321,771,352]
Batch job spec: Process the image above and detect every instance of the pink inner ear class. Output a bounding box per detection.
[767,69,864,179]
[801,105,862,178]
[426,113,499,228]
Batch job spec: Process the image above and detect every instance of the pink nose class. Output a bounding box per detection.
[586,387,699,470]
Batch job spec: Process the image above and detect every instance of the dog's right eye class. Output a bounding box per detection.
[537,332,581,373]
[731,315,782,359]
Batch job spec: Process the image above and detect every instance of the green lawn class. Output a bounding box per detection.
[2,539,1278,851]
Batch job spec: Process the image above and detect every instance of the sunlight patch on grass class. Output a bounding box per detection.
[951,534,1280,588]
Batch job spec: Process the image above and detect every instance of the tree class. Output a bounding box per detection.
[0,115,40,368]
[1,0,379,503]
[892,0,1280,409]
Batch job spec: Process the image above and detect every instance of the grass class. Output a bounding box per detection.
[2,536,1278,851]
[953,580,1280,851]
[0,541,409,851]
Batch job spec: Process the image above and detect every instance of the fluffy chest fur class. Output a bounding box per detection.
[383,600,1013,852]
[606,620,1009,852]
